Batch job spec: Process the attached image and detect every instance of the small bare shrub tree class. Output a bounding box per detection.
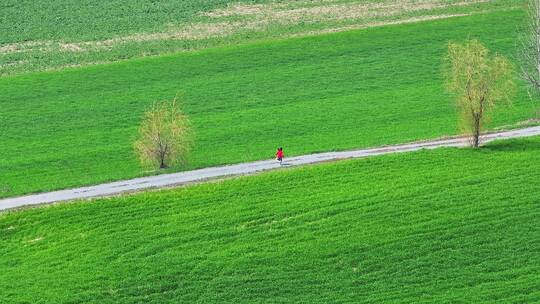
[134,98,194,169]
[519,0,540,117]
[445,39,515,148]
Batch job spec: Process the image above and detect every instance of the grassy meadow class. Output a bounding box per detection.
[0,0,524,76]
[1,136,539,303]
[1,8,538,199]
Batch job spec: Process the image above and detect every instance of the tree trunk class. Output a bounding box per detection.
[472,116,481,148]
[159,155,167,169]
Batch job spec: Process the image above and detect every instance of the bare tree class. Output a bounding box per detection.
[519,0,540,117]
[445,40,515,147]
[134,98,194,169]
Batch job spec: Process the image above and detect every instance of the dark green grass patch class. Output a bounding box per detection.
[1,136,539,303]
[0,9,538,198]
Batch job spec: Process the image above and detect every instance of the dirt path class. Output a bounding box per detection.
[1,126,539,212]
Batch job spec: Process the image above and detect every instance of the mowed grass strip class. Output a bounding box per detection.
[0,0,521,75]
[0,9,538,198]
[1,136,539,303]
[0,0,516,44]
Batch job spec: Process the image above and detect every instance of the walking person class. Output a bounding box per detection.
[275,147,284,165]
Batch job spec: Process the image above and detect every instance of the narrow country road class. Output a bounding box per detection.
[1,126,540,212]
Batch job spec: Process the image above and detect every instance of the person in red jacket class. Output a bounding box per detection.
[275,147,284,165]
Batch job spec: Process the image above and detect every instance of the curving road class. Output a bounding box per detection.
[1,126,539,212]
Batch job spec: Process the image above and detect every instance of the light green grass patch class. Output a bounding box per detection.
[0,9,538,198]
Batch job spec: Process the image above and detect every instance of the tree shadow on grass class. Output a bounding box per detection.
[481,137,540,152]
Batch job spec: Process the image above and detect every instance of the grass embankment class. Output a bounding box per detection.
[0,9,537,198]
[1,136,539,303]
[0,0,522,75]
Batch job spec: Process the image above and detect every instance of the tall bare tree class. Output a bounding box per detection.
[134,98,194,169]
[445,40,515,147]
[519,0,540,117]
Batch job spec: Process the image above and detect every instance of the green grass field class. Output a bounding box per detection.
[1,8,538,199]
[1,136,539,303]
[0,0,523,76]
